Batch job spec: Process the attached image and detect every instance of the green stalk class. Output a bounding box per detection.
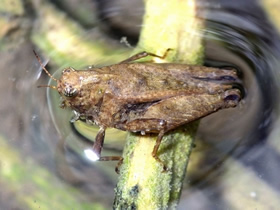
[260,0,280,34]
[114,0,205,209]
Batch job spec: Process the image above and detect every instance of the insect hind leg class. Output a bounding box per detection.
[152,129,169,172]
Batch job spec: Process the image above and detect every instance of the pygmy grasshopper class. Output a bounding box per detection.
[35,49,241,171]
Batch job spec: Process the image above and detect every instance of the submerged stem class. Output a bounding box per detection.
[114,0,205,209]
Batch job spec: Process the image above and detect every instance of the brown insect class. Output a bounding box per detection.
[34,49,241,171]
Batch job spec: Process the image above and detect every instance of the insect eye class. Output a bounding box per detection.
[63,67,75,73]
[64,86,78,97]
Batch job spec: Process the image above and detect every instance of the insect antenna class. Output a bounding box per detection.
[33,50,58,83]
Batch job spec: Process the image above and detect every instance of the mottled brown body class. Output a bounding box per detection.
[35,50,241,170]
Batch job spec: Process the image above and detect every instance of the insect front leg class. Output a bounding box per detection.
[119,48,172,63]
[92,127,105,157]
[93,127,123,173]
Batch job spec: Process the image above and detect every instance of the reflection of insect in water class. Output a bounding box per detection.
[34,49,241,172]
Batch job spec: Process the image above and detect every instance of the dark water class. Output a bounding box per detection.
[178,1,280,209]
[1,0,280,209]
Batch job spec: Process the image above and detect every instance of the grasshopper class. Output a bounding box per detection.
[35,49,241,171]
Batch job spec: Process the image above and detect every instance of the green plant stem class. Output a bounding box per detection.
[260,0,280,34]
[114,0,205,209]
